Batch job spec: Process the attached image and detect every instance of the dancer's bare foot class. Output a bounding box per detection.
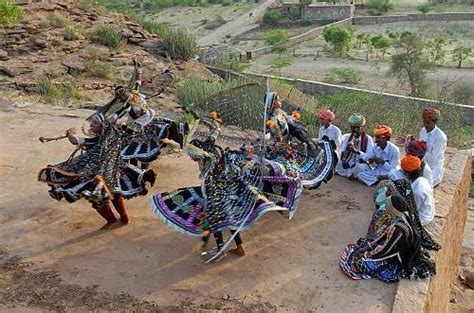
[229,245,246,256]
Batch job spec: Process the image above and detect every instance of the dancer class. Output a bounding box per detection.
[38,113,156,229]
[340,195,436,283]
[419,107,447,187]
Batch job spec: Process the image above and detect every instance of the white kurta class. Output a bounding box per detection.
[388,163,434,187]
[420,126,447,187]
[411,177,435,225]
[336,133,374,178]
[357,141,400,186]
[318,124,343,153]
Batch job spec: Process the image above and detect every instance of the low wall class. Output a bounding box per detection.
[198,44,231,65]
[279,4,353,21]
[393,149,472,313]
[353,12,474,25]
[205,66,474,124]
[243,18,353,60]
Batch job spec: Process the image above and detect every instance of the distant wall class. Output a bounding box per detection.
[243,18,353,60]
[353,12,474,25]
[279,4,353,21]
[206,66,474,124]
[198,44,231,65]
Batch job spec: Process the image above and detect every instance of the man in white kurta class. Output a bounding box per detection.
[336,114,374,178]
[318,109,342,154]
[419,107,447,187]
[401,155,435,225]
[388,136,434,187]
[357,124,400,187]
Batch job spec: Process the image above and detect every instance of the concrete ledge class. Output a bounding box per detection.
[205,66,474,124]
[393,149,472,313]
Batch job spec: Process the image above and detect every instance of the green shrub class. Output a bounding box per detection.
[37,75,89,106]
[85,60,112,79]
[64,25,81,41]
[323,67,361,85]
[48,12,69,28]
[90,25,125,49]
[417,4,433,14]
[161,27,199,60]
[221,0,231,6]
[138,19,169,36]
[262,9,281,25]
[0,0,23,27]
[367,0,393,16]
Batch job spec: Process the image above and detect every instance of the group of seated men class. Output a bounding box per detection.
[317,107,447,226]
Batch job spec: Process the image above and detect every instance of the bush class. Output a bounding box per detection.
[367,0,393,16]
[37,75,89,106]
[64,25,81,41]
[138,19,168,36]
[90,25,125,49]
[48,12,69,28]
[0,0,23,27]
[262,9,281,25]
[85,60,112,79]
[323,67,361,85]
[221,0,231,6]
[161,27,199,60]
[323,26,352,57]
[417,4,433,14]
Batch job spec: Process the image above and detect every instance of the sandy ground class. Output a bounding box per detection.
[0,98,398,312]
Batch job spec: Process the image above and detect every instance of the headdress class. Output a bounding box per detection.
[348,114,366,127]
[405,136,428,158]
[319,109,335,121]
[373,124,392,138]
[401,155,422,172]
[422,107,441,122]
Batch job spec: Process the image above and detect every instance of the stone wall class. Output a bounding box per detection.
[353,12,474,25]
[393,150,472,313]
[243,18,353,60]
[205,66,474,124]
[279,4,353,21]
[198,44,231,65]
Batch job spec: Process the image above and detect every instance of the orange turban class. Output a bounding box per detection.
[266,119,277,129]
[292,111,301,120]
[401,155,422,172]
[208,111,223,123]
[319,109,335,121]
[422,107,440,122]
[373,124,392,138]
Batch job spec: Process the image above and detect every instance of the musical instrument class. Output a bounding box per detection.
[341,135,356,169]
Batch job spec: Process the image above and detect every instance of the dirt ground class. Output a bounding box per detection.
[0,97,399,312]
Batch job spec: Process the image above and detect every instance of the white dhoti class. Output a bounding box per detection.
[336,161,370,178]
[357,167,391,187]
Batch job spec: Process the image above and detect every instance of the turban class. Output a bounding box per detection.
[401,155,422,172]
[208,111,223,123]
[422,107,441,122]
[373,124,392,138]
[266,119,277,129]
[405,137,428,158]
[348,114,366,127]
[319,109,335,121]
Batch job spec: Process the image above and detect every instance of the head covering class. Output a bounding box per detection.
[373,124,392,138]
[209,111,223,123]
[405,136,428,158]
[319,109,335,121]
[401,155,422,172]
[266,119,277,129]
[422,107,441,122]
[348,114,366,127]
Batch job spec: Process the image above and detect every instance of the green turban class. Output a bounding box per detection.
[348,114,366,127]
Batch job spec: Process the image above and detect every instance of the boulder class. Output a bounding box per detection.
[34,38,49,49]
[62,60,86,75]
[0,49,9,61]
[466,271,474,289]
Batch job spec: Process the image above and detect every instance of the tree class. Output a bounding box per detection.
[452,46,473,69]
[268,56,293,76]
[264,29,291,58]
[367,0,393,16]
[370,35,391,60]
[323,26,352,57]
[262,9,281,25]
[429,37,446,64]
[390,32,430,97]
[361,33,373,61]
